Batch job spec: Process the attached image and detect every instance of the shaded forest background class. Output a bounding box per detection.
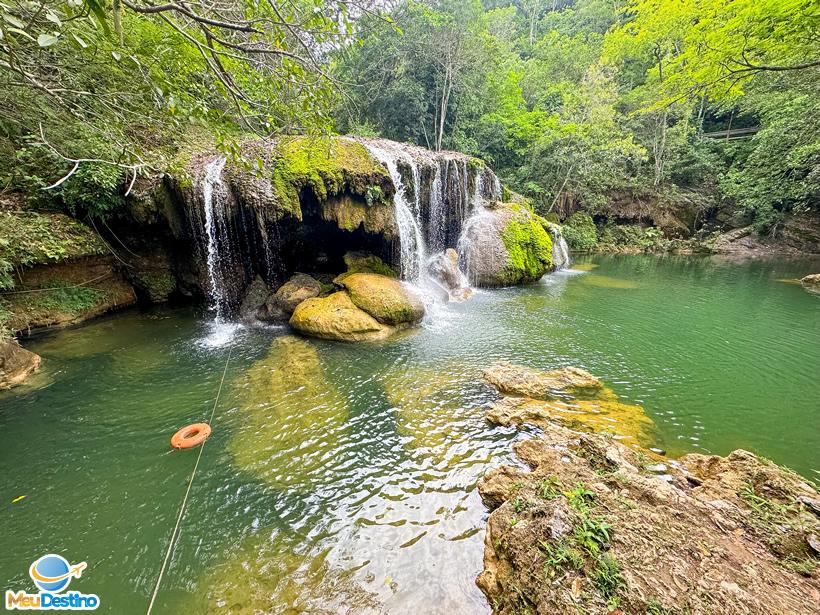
[1,0,817,237]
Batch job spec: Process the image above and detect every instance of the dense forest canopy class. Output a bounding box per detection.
[0,0,818,233]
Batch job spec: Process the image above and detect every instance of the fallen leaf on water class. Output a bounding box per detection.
[11,495,26,503]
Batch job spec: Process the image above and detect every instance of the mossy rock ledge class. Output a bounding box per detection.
[186,136,397,238]
[460,202,553,287]
[289,273,424,342]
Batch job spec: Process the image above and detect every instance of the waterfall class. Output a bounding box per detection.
[547,226,572,270]
[363,144,427,282]
[428,162,445,252]
[472,168,484,211]
[491,175,502,201]
[456,206,494,285]
[202,157,229,320]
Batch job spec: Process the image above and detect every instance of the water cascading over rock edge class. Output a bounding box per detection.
[356,138,501,292]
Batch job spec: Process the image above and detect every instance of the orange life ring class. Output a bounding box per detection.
[171,423,211,449]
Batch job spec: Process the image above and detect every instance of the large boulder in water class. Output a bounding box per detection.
[289,291,393,342]
[426,248,472,301]
[461,202,553,287]
[258,273,322,322]
[339,273,424,325]
[0,339,41,389]
[483,362,603,399]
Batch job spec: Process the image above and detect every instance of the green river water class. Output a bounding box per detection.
[1,254,818,614]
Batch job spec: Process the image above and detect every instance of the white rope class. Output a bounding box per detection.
[146,346,233,615]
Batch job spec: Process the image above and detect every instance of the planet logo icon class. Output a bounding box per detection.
[28,554,87,593]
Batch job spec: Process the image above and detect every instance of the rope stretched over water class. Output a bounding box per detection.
[145,345,233,615]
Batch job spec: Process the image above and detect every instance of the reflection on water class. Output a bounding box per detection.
[1,254,818,614]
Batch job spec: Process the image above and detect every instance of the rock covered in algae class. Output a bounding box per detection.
[0,338,41,389]
[460,202,553,287]
[258,273,322,322]
[484,362,656,448]
[801,273,820,295]
[476,419,820,615]
[227,335,350,489]
[486,394,656,448]
[382,365,480,462]
[339,273,424,326]
[289,291,394,342]
[483,362,603,399]
[342,251,397,278]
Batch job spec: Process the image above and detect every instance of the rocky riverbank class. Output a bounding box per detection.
[477,362,820,614]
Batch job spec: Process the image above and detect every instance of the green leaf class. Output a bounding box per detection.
[2,12,24,28]
[37,32,60,47]
[72,32,87,48]
[6,26,34,41]
[83,0,111,36]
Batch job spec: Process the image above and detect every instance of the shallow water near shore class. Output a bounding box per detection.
[1,254,819,614]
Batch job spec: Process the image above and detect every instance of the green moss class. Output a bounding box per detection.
[501,213,553,284]
[0,211,105,289]
[249,136,391,220]
[342,251,396,278]
[562,211,598,251]
[134,270,176,302]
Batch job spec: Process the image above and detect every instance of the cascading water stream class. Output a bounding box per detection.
[362,144,427,283]
[198,156,243,347]
[202,157,229,320]
[552,234,572,270]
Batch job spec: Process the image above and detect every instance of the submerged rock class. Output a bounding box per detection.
[801,273,820,295]
[486,394,656,448]
[201,532,380,614]
[339,273,424,325]
[227,336,350,490]
[289,291,393,342]
[0,339,41,389]
[476,419,820,614]
[460,202,553,287]
[258,273,322,322]
[483,362,603,399]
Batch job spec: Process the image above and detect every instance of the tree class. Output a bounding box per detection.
[0,0,380,197]
[606,0,820,104]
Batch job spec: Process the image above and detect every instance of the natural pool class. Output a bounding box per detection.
[2,254,819,614]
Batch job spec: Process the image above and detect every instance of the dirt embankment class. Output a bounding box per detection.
[477,363,820,614]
